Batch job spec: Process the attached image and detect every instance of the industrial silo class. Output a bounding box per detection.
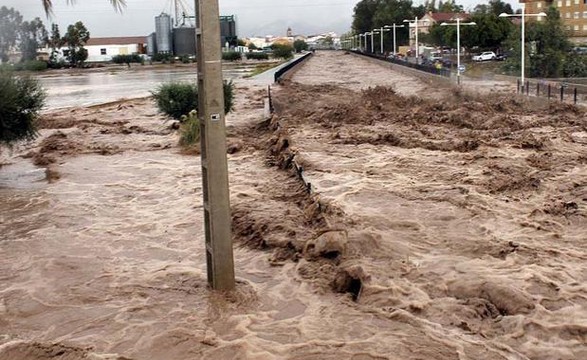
[173,27,196,56]
[155,13,172,53]
[147,32,157,56]
[220,15,237,47]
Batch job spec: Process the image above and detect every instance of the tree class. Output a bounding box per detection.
[19,18,48,61]
[0,71,46,146]
[503,6,571,78]
[526,6,571,78]
[474,0,513,16]
[353,0,417,52]
[0,7,23,63]
[271,43,294,59]
[63,21,90,67]
[46,24,64,66]
[293,39,308,53]
[460,13,513,51]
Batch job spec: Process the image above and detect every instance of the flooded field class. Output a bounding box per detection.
[36,65,253,110]
[1,52,585,360]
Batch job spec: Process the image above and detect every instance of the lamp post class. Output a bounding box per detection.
[359,33,364,51]
[499,5,546,92]
[373,27,390,54]
[440,18,476,85]
[384,24,404,56]
[403,17,419,61]
[368,31,374,53]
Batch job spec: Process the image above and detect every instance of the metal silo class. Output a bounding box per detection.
[155,13,172,53]
[173,27,196,56]
[147,32,157,56]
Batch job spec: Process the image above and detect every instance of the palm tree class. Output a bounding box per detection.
[42,0,126,15]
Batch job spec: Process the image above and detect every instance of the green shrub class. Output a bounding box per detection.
[293,39,308,53]
[111,54,143,66]
[272,44,294,59]
[0,71,46,146]
[179,110,201,147]
[179,55,191,64]
[152,53,172,63]
[246,52,269,60]
[222,51,242,61]
[152,80,235,120]
[22,60,48,71]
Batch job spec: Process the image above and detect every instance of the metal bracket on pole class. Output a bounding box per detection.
[195,0,235,291]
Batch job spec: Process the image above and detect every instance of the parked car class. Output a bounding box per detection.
[472,51,496,61]
[429,52,443,62]
[495,53,509,61]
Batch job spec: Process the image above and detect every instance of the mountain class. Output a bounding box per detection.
[243,17,351,37]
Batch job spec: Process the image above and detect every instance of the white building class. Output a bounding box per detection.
[85,36,146,62]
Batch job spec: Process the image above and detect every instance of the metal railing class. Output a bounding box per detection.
[517,79,585,105]
[352,50,452,78]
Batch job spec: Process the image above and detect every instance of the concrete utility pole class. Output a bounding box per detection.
[195,0,235,291]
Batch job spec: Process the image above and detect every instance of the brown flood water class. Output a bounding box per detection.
[1,51,586,360]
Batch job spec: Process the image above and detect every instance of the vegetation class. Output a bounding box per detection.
[222,51,242,61]
[46,24,64,68]
[111,54,143,66]
[502,7,572,78]
[20,18,48,61]
[271,44,294,59]
[178,110,200,147]
[0,71,46,146]
[293,39,308,53]
[152,80,235,120]
[246,52,269,60]
[0,7,23,63]
[63,21,90,67]
[244,62,281,78]
[152,53,173,63]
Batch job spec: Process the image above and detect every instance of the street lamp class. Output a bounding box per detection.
[440,18,476,85]
[403,17,419,61]
[359,33,364,51]
[366,31,374,53]
[499,4,546,91]
[373,27,390,54]
[384,24,404,56]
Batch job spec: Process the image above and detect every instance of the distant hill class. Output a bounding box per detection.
[244,17,351,37]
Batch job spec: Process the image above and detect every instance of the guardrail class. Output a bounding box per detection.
[352,50,451,78]
[517,79,585,105]
[274,52,314,83]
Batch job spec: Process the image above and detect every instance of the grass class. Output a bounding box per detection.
[244,61,284,78]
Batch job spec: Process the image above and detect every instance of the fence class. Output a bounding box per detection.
[352,50,451,78]
[517,79,585,105]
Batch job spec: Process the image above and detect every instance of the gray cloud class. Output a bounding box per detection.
[2,0,520,38]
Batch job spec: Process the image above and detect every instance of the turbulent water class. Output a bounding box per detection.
[1,52,586,360]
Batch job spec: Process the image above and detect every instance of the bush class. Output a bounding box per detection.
[111,54,143,66]
[293,39,308,53]
[272,44,294,59]
[562,55,587,77]
[246,52,269,60]
[152,80,235,120]
[152,53,173,63]
[0,71,46,146]
[179,110,200,147]
[222,51,242,61]
[21,60,48,71]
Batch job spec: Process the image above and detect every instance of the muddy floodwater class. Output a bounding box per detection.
[1,52,586,360]
[36,65,251,110]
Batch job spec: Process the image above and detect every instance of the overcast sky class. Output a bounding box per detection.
[3,0,520,38]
